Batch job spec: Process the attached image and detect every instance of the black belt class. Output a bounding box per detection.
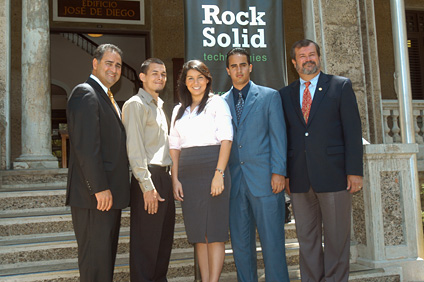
[148,164,171,172]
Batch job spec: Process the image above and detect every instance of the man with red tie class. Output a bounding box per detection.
[279,39,363,282]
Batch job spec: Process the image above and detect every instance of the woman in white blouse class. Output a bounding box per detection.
[169,60,233,282]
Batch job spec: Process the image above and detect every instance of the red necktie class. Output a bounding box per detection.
[301,82,312,124]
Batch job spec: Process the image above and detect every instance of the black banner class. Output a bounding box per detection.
[184,0,286,94]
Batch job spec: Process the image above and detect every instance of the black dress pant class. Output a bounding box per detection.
[130,167,175,282]
[71,206,122,282]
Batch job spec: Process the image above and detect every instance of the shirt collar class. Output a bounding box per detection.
[232,81,251,101]
[90,74,109,95]
[138,87,163,108]
[299,72,321,86]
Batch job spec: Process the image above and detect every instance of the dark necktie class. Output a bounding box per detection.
[301,82,312,124]
[236,92,244,122]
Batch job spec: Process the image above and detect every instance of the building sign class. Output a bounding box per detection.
[184,0,287,94]
[53,0,145,25]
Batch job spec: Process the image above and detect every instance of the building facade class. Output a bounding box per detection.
[0,0,424,280]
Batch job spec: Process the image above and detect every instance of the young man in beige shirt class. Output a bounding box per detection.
[122,58,175,282]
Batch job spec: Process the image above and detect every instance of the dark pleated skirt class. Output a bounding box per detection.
[178,145,231,243]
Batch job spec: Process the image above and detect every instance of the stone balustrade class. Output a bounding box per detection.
[382,100,424,170]
[382,100,424,144]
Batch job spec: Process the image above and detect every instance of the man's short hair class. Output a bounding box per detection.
[140,58,165,74]
[290,39,321,61]
[93,44,123,61]
[226,47,251,68]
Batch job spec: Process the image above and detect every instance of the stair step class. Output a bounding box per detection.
[0,241,298,279]
[0,190,184,213]
[0,207,294,240]
[0,229,296,266]
[0,239,356,278]
[0,169,68,191]
[0,207,70,219]
[0,207,186,237]
[0,225,195,266]
[0,223,190,247]
[0,211,131,237]
[0,190,66,212]
[168,263,402,282]
[0,261,401,282]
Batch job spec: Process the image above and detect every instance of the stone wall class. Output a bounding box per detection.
[284,1,304,85]
[303,0,371,140]
[151,0,184,116]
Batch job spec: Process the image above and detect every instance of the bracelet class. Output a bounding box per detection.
[216,168,225,178]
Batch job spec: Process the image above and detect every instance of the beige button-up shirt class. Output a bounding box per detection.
[122,88,172,193]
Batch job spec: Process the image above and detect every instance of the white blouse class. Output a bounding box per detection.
[169,94,233,150]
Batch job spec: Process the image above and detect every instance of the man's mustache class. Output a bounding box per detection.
[303,61,316,67]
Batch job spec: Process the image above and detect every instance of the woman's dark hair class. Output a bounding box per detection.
[174,60,213,123]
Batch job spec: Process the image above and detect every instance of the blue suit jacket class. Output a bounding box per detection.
[223,81,287,198]
[279,72,363,193]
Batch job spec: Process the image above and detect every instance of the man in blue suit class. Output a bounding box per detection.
[222,48,289,282]
[279,39,363,282]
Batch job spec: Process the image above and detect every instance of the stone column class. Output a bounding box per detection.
[354,144,424,281]
[0,0,11,170]
[390,0,415,144]
[13,0,58,169]
[358,0,385,144]
[301,0,371,141]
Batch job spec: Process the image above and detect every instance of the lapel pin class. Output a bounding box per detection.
[318,87,322,91]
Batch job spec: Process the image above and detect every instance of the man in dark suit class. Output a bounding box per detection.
[279,39,363,282]
[222,48,289,282]
[66,44,130,282]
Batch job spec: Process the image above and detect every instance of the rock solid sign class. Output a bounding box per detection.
[184,0,287,94]
[53,0,145,25]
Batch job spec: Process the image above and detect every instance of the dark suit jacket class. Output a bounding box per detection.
[279,72,363,193]
[66,77,130,209]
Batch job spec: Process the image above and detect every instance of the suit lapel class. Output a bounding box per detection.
[239,82,258,125]
[307,73,329,126]
[289,80,306,127]
[87,78,125,129]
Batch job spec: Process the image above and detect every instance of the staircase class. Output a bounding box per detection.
[0,169,402,281]
[58,32,142,91]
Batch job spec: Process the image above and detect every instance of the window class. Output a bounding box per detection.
[406,10,424,99]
